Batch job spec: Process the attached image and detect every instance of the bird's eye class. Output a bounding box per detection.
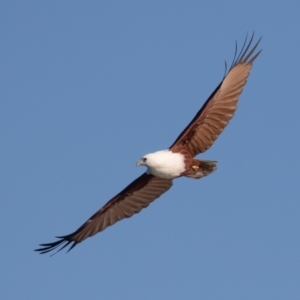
[142,158,147,163]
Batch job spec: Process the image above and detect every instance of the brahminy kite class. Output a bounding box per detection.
[36,34,261,255]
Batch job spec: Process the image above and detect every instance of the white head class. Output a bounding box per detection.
[136,149,185,179]
[136,150,166,168]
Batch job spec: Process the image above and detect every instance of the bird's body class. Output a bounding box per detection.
[138,150,186,179]
[139,148,217,179]
[36,34,261,255]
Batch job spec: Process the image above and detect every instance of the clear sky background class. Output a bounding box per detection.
[1,1,300,299]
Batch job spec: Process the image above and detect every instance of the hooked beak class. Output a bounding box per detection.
[136,159,143,167]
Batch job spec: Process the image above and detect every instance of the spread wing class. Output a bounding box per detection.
[35,173,172,254]
[170,34,261,157]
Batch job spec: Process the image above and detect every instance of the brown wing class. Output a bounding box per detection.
[170,34,261,157]
[35,173,172,254]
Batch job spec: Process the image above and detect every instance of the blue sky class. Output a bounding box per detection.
[1,1,300,299]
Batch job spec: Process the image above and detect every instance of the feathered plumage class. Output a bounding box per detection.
[36,33,261,255]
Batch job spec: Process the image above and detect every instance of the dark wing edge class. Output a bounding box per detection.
[169,33,261,154]
[35,173,173,255]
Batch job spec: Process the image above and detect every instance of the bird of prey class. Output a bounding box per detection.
[36,34,261,255]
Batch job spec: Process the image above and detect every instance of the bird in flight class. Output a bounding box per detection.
[36,34,261,255]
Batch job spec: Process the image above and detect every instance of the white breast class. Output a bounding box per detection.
[143,150,186,179]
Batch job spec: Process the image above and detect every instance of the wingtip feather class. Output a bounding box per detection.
[35,236,78,256]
